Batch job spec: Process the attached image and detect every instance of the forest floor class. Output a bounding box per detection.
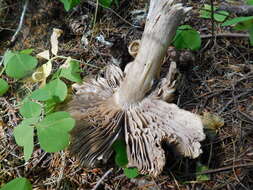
[0,0,253,189]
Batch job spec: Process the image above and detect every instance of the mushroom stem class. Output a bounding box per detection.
[116,1,190,106]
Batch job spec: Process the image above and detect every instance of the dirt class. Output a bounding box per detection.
[0,0,253,189]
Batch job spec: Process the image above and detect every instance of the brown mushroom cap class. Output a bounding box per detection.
[128,40,141,58]
[66,1,205,177]
[67,64,205,176]
[125,98,205,176]
[67,65,124,167]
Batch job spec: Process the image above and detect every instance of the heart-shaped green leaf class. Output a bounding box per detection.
[59,60,82,83]
[247,0,253,5]
[30,87,52,101]
[45,78,67,102]
[196,162,210,181]
[13,124,34,161]
[123,168,139,179]
[1,177,32,190]
[59,0,80,11]
[4,51,37,79]
[199,4,229,22]
[99,0,113,8]
[173,25,201,51]
[112,140,128,167]
[30,78,67,103]
[19,101,42,118]
[0,78,9,96]
[222,16,253,27]
[36,112,75,152]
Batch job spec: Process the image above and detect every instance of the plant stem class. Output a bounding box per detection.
[210,0,215,38]
[50,56,101,69]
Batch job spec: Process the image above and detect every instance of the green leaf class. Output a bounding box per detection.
[247,0,253,5]
[173,25,201,51]
[214,10,229,22]
[112,140,128,167]
[3,51,38,79]
[44,99,57,115]
[46,78,68,102]
[199,4,229,22]
[20,49,34,55]
[99,0,113,8]
[248,26,253,46]
[59,60,82,83]
[36,112,75,152]
[196,162,210,181]
[222,16,253,27]
[13,124,34,161]
[0,78,9,96]
[59,0,80,11]
[114,0,120,7]
[51,69,61,80]
[20,117,40,126]
[19,101,42,118]
[30,87,51,101]
[199,4,215,19]
[112,140,139,178]
[234,19,253,30]
[30,79,67,102]
[0,177,32,190]
[123,168,139,178]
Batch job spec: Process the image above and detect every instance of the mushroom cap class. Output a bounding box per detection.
[67,64,205,176]
[67,65,124,166]
[128,40,141,58]
[125,98,205,176]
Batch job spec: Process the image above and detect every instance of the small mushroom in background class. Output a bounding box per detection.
[128,40,141,58]
[66,0,205,177]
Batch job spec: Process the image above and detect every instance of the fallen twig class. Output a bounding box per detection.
[0,55,5,76]
[198,162,253,175]
[239,111,253,123]
[182,162,253,178]
[218,89,253,114]
[201,33,249,39]
[92,0,99,30]
[0,97,19,126]
[91,168,113,190]
[218,3,253,16]
[11,0,29,43]
[181,71,253,107]
[56,151,66,189]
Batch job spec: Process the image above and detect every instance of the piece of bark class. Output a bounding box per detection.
[66,0,205,176]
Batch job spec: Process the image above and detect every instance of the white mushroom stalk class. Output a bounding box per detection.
[66,0,205,176]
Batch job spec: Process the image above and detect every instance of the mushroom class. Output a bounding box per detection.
[128,40,140,58]
[66,0,205,176]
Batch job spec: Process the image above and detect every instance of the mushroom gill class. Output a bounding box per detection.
[66,0,205,176]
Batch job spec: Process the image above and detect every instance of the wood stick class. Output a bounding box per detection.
[201,33,249,39]
[219,3,253,16]
[181,162,253,178]
[11,0,29,43]
[198,162,253,175]
[91,168,113,190]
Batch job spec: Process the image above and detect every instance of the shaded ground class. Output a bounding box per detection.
[1,0,253,189]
